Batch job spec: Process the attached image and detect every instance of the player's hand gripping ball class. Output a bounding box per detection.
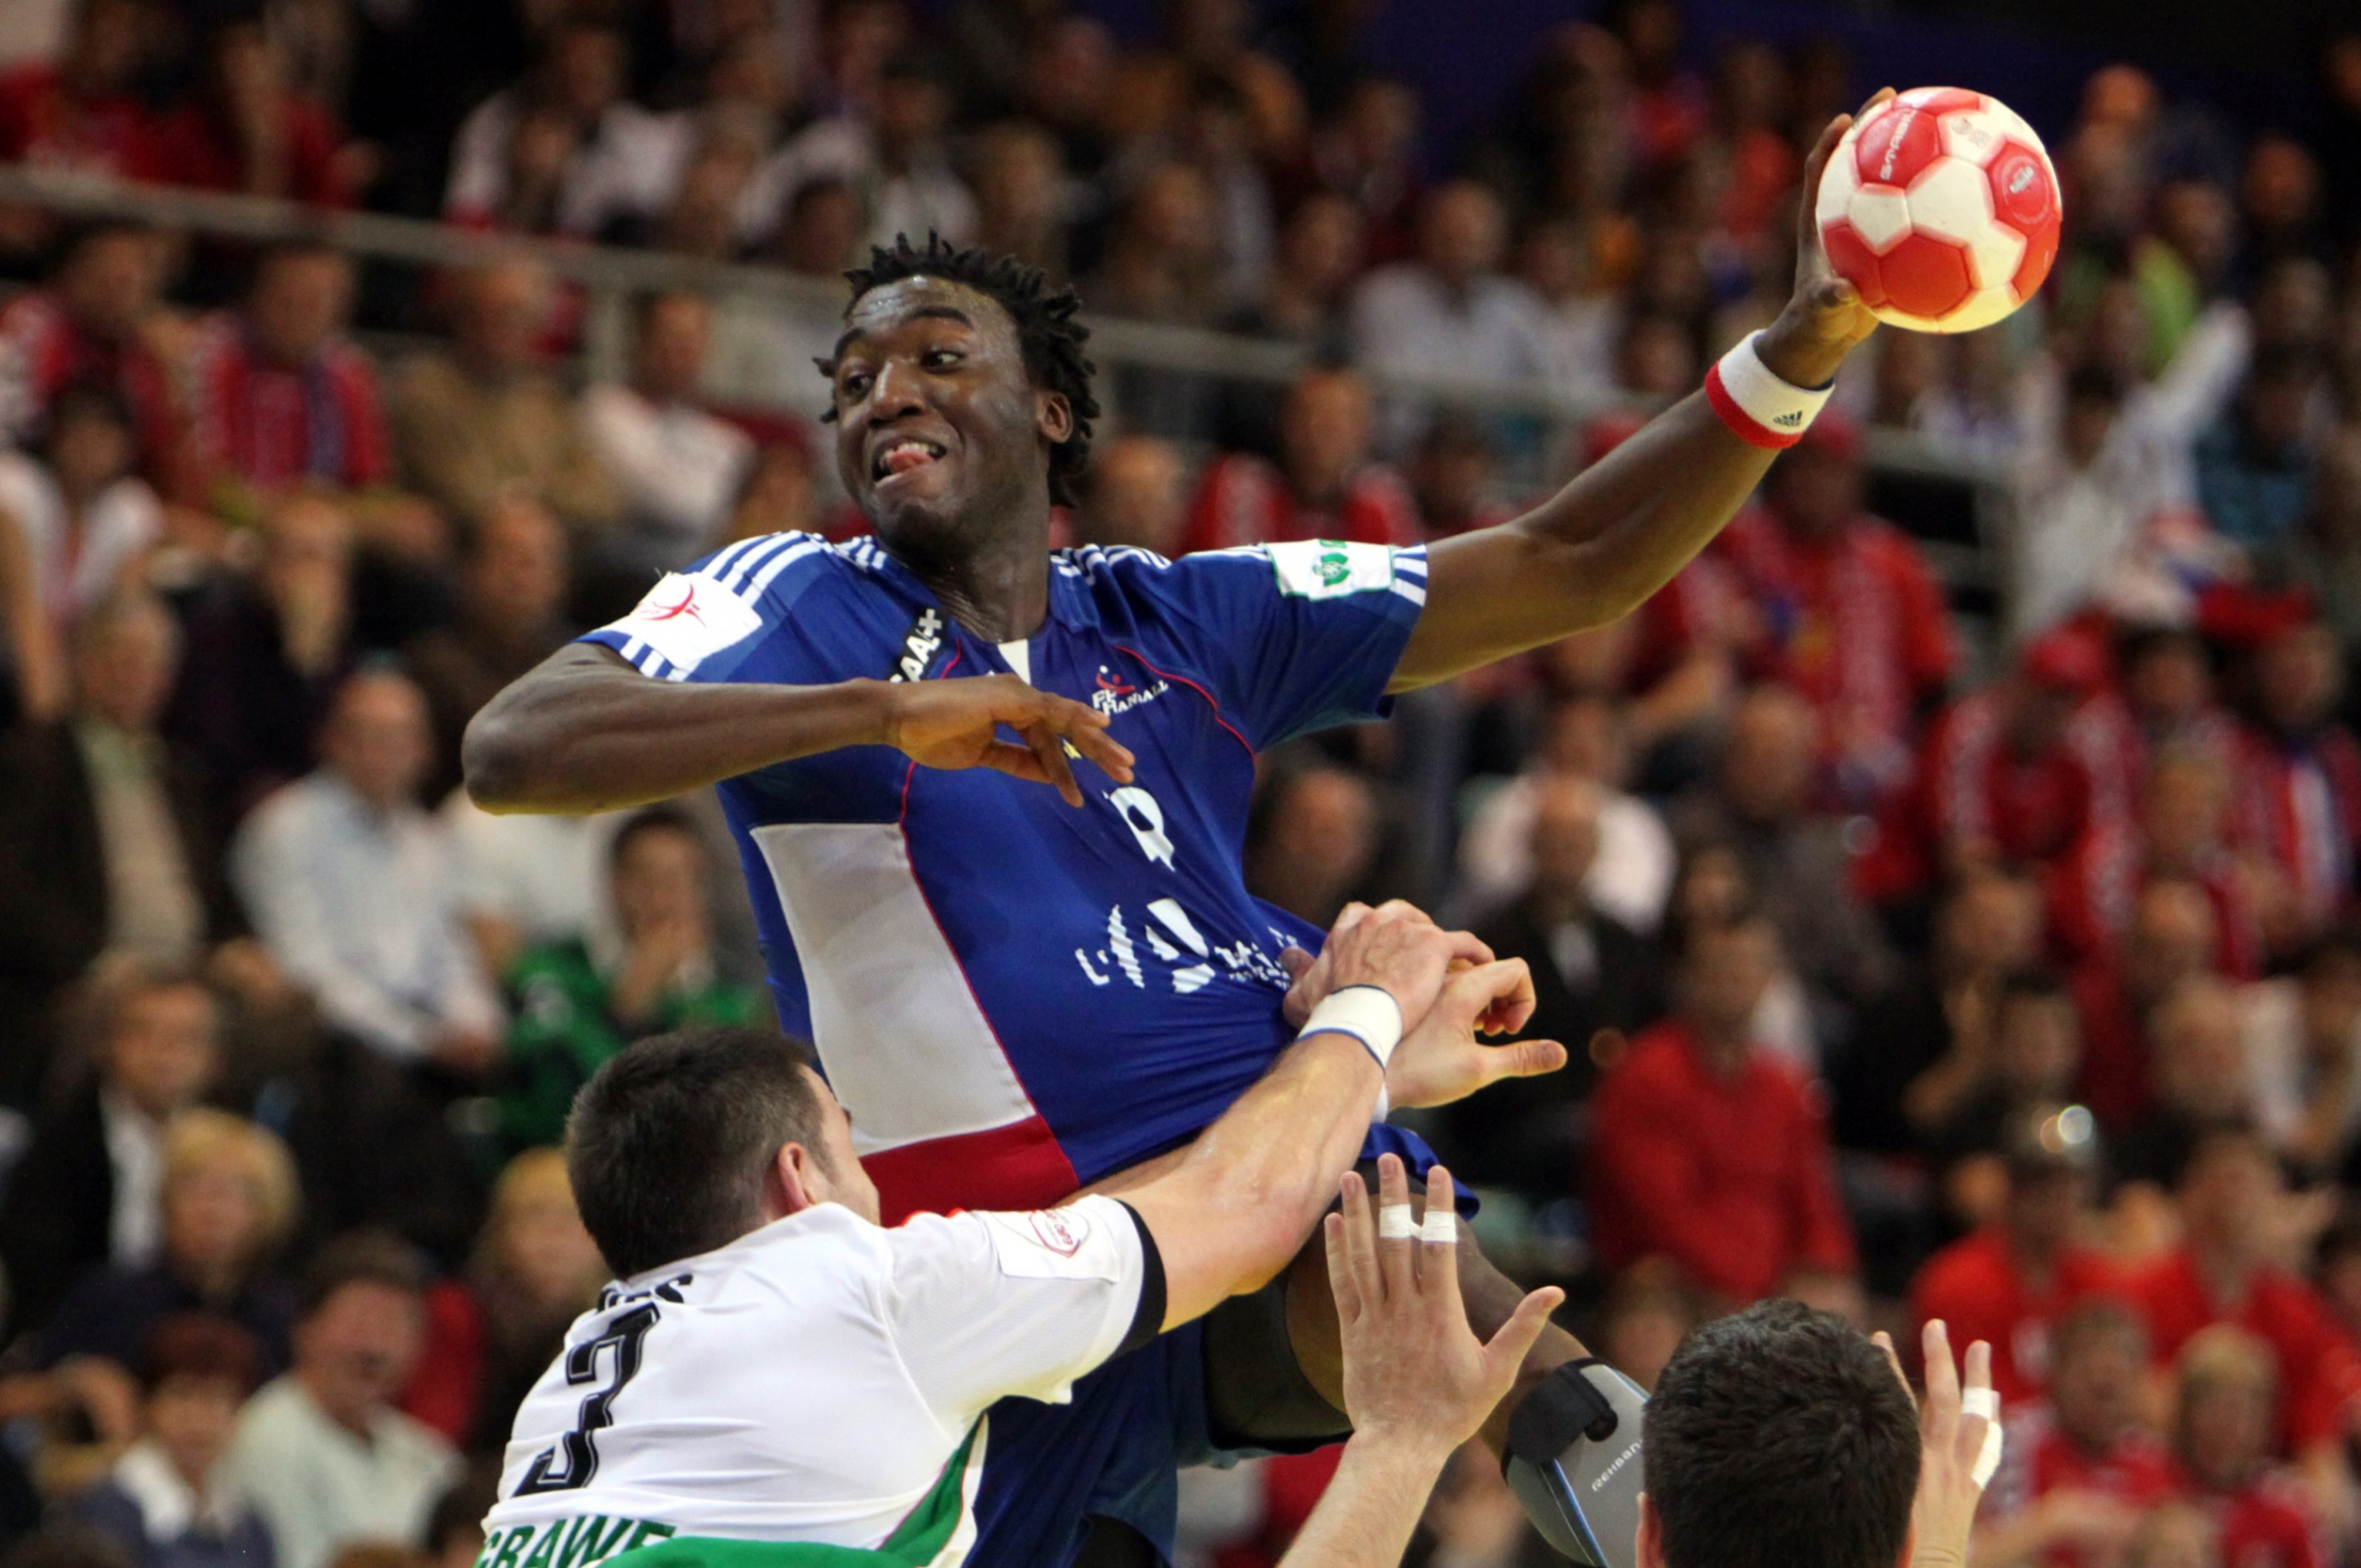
[1814,87,2061,333]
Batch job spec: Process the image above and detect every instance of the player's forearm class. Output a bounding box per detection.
[463,646,895,813]
[1275,1432,1453,1568]
[1126,1031,1382,1327]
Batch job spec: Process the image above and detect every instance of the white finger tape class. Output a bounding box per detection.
[1376,1204,1418,1241]
[1961,1388,2003,1488]
[1419,1207,1459,1243]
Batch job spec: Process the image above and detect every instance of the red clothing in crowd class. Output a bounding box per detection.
[1180,453,1420,556]
[0,64,157,177]
[1715,507,1956,801]
[2067,692,2242,831]
[2227,724,2361,932]
[0,290,183,475]
[2130,1252,2361,1454]
[183,315,391,496]
[398,1277,485,1445]
[1586,1018,1855,1301]
[2051,826,2262,979]
[146,98,351,207]
[1624,551,1754,696]
[2070,959,2154,1128]
[1908,1228,2129,1405]
[2184,1472,2327,1568]
[1986,1402,2180,1568]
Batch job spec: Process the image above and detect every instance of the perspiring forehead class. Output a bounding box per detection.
[835,276,1024,365]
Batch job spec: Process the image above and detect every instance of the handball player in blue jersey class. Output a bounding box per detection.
[467,99,1889,1568]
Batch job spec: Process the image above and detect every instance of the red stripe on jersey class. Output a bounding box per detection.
[866,1114,1081,1226]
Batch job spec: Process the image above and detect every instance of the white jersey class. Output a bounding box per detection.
[481,1196,1154,1567]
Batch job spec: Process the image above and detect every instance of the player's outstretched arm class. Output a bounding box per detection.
[1276,1160,1561,1568]
[462,643,1135,814]
[1387,93,1892,693]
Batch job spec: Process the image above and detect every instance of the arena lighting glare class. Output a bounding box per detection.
[2040,1106,2096,1154]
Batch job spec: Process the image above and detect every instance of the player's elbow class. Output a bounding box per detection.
[460,702,542,813]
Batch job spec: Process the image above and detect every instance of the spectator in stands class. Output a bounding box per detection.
[40,1110,303,1375]
[1438,777,1665,1202]
[2076,878,2224,1127]
[1277,75,1423,267]
[1244,764,1381,926]
[2081,628,2242,812]
[183,245,389,516]
[1224,189,1362,353]
[1833,870,2044,1160]
[0,0,151,184]
[1918,973,2090,1229]
[1180,366,1417,553]
[2246,925,2361,1182]
[771,47,976,255]
[579,291,753,572]
[1587,911,1857,1309]
[968,119,1069,280]
[149,16,350,207]
[403,498,571,805]
[0,602,240,1013]
[69,1315,275,1568]
[0,374,158,708]
[165,492,357,819]
[2229,619,2361,942]
[1909,1106,2124,1405]
[2196,347,2325,547]
[1071,434,1187,556]
[225,1235,460,1568]
[1092,160,1224,435]
[230,670,503,1078]
[1455,690,1677,933]
[1667,681,1892,1018]
[1348,179,1551,441]
[2058,750,2264,980]
[1716,416,1958,808]
[0,224,178,470]
[387,259,622,535]
[444,19,685,238]
[2113,976,2254,1193]
[498,809,759,1151]
[399,1150,604,1457]
[1975,1299,2178,1568]
[2169,1327,2329,1568]
[2011,367,2195,639]
[2257,427,2361,650]
[2131,1125,2361,1493]
[0,960,221,1335]
[1880,629,2114,909]
[1404,417,1514,541]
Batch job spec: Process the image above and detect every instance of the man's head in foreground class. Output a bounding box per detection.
[821,234,1101,564]
[1642,1300,1919,1568]
[567,1027,879,1279]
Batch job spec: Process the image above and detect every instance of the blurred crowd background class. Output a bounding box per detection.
[0,0,2359,1564]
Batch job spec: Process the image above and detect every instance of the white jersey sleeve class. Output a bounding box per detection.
[883,1194,1160,1429]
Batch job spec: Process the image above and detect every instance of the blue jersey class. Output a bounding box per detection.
[584,531,1427,1221]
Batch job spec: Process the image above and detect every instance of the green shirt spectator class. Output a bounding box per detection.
[497,808,760,1149]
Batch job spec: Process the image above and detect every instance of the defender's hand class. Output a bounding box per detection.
[1281,904,1494,1028]
[1315,903,1488,1039]
[1757,89,1895,389]
[876,674,1136,806]
[1324,1157,1561,1461]
[1873,1320,1997,1568]
[1387,958,1565,1110]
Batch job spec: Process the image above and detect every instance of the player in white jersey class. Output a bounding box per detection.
[480,904,1563,1567]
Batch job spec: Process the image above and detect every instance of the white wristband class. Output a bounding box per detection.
[1704,330,1834,449]
[1302,985,1404,1068]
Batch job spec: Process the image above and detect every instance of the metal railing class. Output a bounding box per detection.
[0,162,2018,640]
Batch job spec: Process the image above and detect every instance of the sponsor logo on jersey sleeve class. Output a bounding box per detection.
[1266,539,1397,600]
[982,1206,1119,1280]
[605,573,765,673]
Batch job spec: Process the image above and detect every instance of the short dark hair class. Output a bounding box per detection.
[137,1313,264,1396]
[1999,967,2069,1007]
[609,804,705,869]
[566,1027,829,1278]
[826,233,1100,505]
[301,1229,430,1317]
[1645,1301,1920,1568]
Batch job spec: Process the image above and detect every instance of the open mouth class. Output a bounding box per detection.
[872,438,946,481]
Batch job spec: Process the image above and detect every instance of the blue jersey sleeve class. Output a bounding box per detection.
[1131,541,1427,750]
[577,532,837,684]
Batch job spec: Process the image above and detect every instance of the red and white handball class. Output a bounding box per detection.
[1814,87,2062,334]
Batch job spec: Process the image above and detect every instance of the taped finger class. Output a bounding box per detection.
[1376,1204,1418,1241]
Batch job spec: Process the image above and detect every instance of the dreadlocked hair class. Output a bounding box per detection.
[822,232,1099,506]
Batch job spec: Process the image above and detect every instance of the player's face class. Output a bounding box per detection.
[829,277,1072,557]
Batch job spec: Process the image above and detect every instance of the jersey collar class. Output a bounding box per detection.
[858,537,1104,636]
